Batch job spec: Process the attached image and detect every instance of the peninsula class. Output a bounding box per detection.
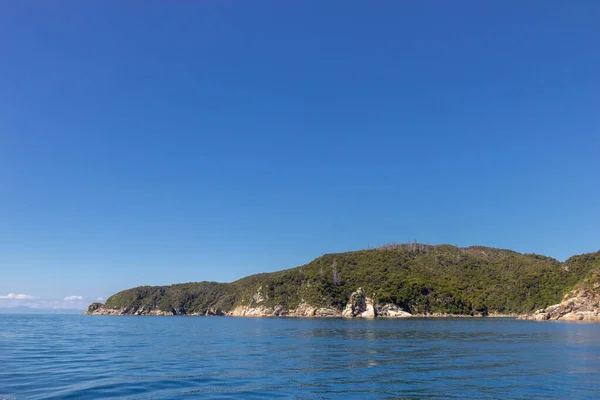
[86,244,600,321]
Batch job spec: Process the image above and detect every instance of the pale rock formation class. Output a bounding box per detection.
[315,307,342,317]
[291,302,316,317]
[228,305,273,317]
[342,288,377,318]
[252,286,266,303]
[226,302,341,317]
[85,306,176,316]
[520,284,600,321]
[376,303,412,318]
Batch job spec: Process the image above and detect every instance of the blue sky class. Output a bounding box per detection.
[1,1,599,307]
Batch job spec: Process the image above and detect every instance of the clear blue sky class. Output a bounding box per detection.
[1,1,599,306]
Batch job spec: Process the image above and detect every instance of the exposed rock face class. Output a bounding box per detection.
[137,309,175,316]
[314,308,342,317]
[290,302,317,317]
[228,305,273,317]
[85,305,176,316]
[520,284,600,321]
[361,302,376,318]
[226,303,342,317]
[205,307,224,316]
[85,289,415,318]
[85,306,123,315]
[85,302,345,317]
[86,302,103,313]
[252,286,266,304]
[342,288,377,318]
[376,303,412,318]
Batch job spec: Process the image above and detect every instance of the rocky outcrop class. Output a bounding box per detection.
[205,307,224,316]
[226,303,342,317]
[252,286,266,304]
[85,302,343,317]
[86,302,103,313]
[228,305,273,317]
[289,302,318,317]
[85,289,416,318]
[520,284,600,321]
[84,305,176,316]
[342,288,377,318]
[314,307,342,317]
[376,303,412,318]
[285,302,341,317]
[85,306,123,315]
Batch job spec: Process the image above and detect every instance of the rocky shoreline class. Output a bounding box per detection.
[85,287,519,319]
[519,284,600,322]
[86,288,406,318]
[87,283,600,322]
[85,247,600,321]
[84,308,518,318]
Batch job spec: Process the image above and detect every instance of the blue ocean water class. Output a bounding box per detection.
[1,315,599,399]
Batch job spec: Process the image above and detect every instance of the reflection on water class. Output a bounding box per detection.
[1,315,599,399]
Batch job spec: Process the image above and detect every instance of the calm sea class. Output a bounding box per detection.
[1,315,599,399]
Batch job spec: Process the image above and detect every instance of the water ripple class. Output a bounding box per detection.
[1,316,599,399]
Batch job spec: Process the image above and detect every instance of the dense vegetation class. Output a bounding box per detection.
[565,251,600,293]
[98,244,600,316]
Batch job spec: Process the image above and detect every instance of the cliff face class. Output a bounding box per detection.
[85,245,600,319]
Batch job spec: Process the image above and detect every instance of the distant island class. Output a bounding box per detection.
[86,244,600,321]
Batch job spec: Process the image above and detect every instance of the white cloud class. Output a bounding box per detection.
[0,293,91,310]
[96,297,105,301]
[0,293,37,300]
[64,295,84,301]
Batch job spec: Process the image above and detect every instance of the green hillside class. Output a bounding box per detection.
[92,244,600,316]
[565,251,600,292]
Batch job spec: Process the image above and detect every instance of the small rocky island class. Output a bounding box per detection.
[86,244,600,321]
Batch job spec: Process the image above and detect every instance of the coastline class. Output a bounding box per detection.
[85,306,600,322]
[85,247,600,323]
[82,311,600,322]
[84,306,520,319]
